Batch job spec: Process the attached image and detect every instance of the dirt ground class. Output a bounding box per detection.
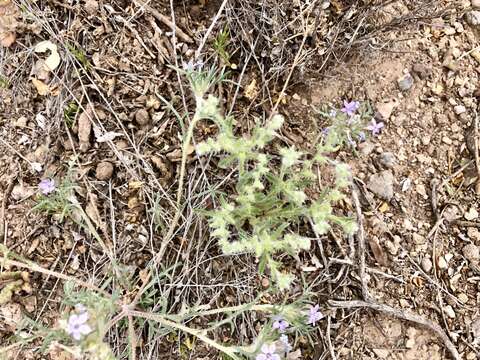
[1,0,480,359]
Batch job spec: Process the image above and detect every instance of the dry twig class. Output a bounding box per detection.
[132,0,193,44]
[329,300,460,360]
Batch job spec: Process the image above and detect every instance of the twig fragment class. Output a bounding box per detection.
[351,185,371,301]
[132,0,193,44]
[329,300,460,360]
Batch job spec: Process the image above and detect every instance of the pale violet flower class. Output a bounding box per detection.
[366,118,384,135]
[75,303,87,313]
[38,179,55,195]
[256,344,280,360]
[67,311,92,340]
[329,109,337,117]
[341,100,360,116]
[279,334,292,353]
[272,316,289,333]
[358,131,366,142]
[182,59,204,72]
[307,304,324,325]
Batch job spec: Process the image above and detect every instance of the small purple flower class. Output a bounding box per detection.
[182,59,204,72]
[256,344,280,360]
[38,179,55,195]
[307,304,324,325]
[321,127,330,137]
[279,334,292,352]
[272,316,289,333]
[66,311,92,341]
[357,131,366,142]
[75,303,87,313]
[366,118,384,135]
[341,100,360,116]
[329,109,337,117]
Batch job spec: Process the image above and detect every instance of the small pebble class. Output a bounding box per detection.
[458,293,469,304]
[443,305,455,319]
[442,136,453,145]
[95,161,114,181]
[412,233,425,245]
[465,10,480,26]
[465,207,479,221]
[397,73,414,91]
[135,108,150,126]
[412,63,430,79]
[261,278,270,288]
[467,227,480,242]
[378,152,396,168]
[438,256,448,269]
[367,170,394,201]
[421,257,432,273]
[463,243,480,262]
[454,105,466,114]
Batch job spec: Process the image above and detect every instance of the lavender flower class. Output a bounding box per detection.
[256,344,280,360]
[279,334,292,353]
[182,59,204,72]
[329,109,337,117]
[272,316,289,333]
[307,304,324,325]
[357,131,366,142]
[341,100,360,116]
[321,127,330,137]
[38,179,55,195]
[366,118,384,135]
[66,311,92,340]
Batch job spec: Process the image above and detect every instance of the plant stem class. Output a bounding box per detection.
[127,309,241,360]
[154,110,201,262]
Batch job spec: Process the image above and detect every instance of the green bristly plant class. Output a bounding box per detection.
[193,89,357,290]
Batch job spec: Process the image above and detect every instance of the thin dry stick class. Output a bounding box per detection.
[0,254,110,298]
[329,300,460,360]
[128,314,137,360]
[473,111,480,194]
[126,309,241,360]
[132,0,193,43]
[351,186,370,301]
[195,0,228,59]
[326,316,337,360]
[0,179,15,243]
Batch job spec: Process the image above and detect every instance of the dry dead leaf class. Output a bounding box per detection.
[368,236,388,266]
[0,31,14,47]
[85,192,107,233]
[244,78,258,100]
[78,105,94,152]
[129,181,143,190]
[34,40,61,71]
[0,302,22,332]
[286,349,302,360]
[31,78,49,96]
[0,0,18,48]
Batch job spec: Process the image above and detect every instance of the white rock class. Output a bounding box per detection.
[465,207,479,221]
[463,243,480,262]
[454,105,466,114]
[443,305,455,319]
[421,257,433,273]
[438,256,448,269]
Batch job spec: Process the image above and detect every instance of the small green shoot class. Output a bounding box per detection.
[64,101,79,128]
[213,26,231,65]
[66,43,92,72]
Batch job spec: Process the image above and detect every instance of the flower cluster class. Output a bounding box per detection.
[321,99,384,149]
[66,304,92,341]
[256,305,325,359]
[39,178,56,195]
